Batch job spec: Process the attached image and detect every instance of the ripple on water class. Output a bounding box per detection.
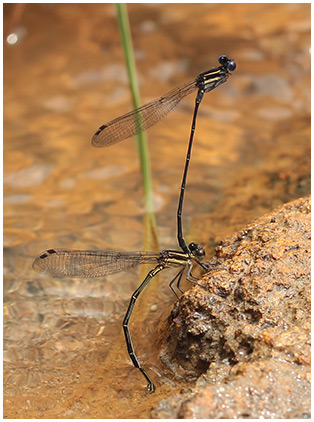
[4,164,54,188]
[84,165,129,180]
[4,194,31,204]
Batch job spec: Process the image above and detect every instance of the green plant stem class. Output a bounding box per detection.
[115,3,158,250]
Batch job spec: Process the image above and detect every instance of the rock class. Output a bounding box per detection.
[153,196,310,418]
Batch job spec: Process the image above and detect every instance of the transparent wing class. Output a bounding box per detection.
[32,249,161,278]
[91,80,196,147]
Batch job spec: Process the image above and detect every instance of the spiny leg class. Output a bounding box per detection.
[169,267,185,298]
[186,261,199,282]
[196,259,213,271]
[122,264,164,393]
[186,262,207,289]
[200,260,217,271]
[175,267,186,294]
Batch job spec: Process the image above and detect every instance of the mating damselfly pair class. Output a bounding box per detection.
[33,55,236,393]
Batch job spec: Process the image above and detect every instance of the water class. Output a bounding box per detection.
[4,3,310,418]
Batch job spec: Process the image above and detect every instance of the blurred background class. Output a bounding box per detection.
[3,3,310,418]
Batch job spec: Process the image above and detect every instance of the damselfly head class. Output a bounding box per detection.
[218,55,236,72]
[188,242,206,259]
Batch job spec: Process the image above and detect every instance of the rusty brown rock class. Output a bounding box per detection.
[154,196,310,418]
[176,359,310,419]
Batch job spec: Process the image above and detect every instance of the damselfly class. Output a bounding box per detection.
[32,242,208,393]
[91,55,236,255]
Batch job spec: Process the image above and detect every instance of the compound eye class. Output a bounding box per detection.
[218,55,228,65]
[197,247,206,258]
[227,60,236,71]
[188,242,198,252]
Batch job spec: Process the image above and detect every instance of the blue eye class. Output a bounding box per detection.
[227,60,236,71]
[218,55,228,65]
[218,55,236,71]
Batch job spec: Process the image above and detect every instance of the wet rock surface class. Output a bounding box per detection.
[154,196,310,418]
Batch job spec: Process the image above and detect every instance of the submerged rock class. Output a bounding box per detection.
[154,196,310,419]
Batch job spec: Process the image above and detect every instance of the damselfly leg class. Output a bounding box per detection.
[169,267,185,298]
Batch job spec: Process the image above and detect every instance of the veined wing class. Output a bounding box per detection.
[32,249,161,278]
[91,80,196,147]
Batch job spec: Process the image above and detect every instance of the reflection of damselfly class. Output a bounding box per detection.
[33,56,236,393]
[92,55,236,255]
[33,242,207,393]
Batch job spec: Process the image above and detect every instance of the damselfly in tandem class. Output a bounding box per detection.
[33,56,236,393]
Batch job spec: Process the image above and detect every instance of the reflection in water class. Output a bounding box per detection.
[4,3,310,418]
[4,164,54,188]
